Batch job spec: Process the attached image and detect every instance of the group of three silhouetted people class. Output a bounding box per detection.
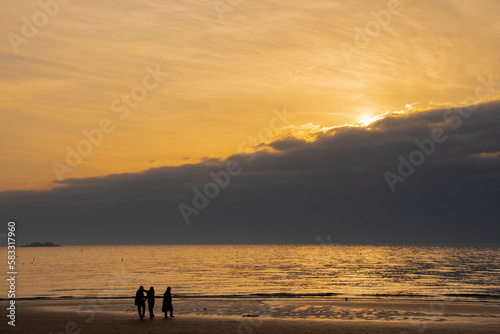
[135,286,174,319]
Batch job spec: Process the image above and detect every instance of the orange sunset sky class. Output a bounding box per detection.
[1,0,499,191]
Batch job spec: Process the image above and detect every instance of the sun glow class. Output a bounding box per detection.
[358,115,380,126]
[357,110,402,127]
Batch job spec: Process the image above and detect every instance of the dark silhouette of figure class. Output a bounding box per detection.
[162,287,174,318]
[147,286,155,319]
[135,286,146,319]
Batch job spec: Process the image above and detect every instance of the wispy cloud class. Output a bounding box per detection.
[1,0,500,190]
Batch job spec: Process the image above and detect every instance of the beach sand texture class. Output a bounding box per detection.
[2,298,499,333]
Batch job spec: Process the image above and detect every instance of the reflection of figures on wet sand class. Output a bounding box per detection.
[162,287,174,319]
[147,287,155,319]
[134,286,146,319]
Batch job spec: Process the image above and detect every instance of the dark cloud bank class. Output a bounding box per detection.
[2,101,500,245]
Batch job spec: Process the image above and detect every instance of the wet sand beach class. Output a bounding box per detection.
[3,298,499,334]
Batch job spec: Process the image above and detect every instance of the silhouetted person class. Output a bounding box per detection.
[135,286,146,319]
[162,287,174,318]
[147,286,155,319]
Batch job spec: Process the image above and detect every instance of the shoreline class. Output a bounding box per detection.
[2,298,499,333]
[4,293,500,302]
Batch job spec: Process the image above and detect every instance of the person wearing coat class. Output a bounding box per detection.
[146,286,156,319]
[134,286,146,319]
[162,287,174,318]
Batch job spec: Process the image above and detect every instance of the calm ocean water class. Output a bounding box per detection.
[2,245,499,302]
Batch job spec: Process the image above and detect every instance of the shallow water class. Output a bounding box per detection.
[2,245,499,302]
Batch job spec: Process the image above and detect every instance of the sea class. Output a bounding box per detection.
[2,245,499,303]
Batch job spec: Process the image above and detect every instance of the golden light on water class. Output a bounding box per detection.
[6,245,499,300]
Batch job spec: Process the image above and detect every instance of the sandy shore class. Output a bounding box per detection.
[2,298,499,333]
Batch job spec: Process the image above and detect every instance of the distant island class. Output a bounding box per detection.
[22,242,60,247]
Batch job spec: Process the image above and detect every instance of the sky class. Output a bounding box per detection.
[1,0,499,245]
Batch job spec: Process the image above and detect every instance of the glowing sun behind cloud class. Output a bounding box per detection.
[1,0,500,191]
[357,108,378,126]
